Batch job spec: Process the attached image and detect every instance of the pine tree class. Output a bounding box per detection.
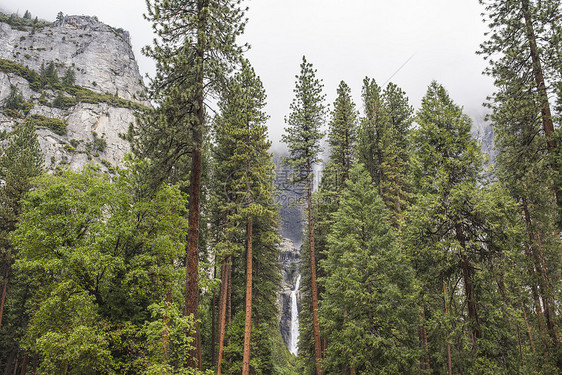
[356,79,413,226]
[282,56,325,375]
[480,0,562,215]
[480,0,561,365]
[379,83,413,224]
[357,77,383,183]
[320,163,418,374]
[405,82,530,373]
[138,0,247,368]
[327,81,357,187]
[0,121,42,331]
[212,62,280,374]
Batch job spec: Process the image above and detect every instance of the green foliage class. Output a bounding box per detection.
[5,85,24,110]
[40,61,59,86]
[93,133,107,152]
[282,56,326,183]
[327,80,357,186]
[0,120,43,369]
[26,114,67,135]
[320,163,418,374]
[10,162,197,373]
[62,67,76,87]
[210,60,282,373]
[0,11,50,31]
[52,91,77,108]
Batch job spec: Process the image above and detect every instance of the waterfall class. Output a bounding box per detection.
[289,274,301,355]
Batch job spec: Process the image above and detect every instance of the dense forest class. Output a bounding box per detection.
[0,0,561,374]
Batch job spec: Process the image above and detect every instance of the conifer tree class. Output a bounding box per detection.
[480,0,562,214]
[212,62,280,374]
[0,121,42,331]
[379,83,413,224]
[320,163,417,374]
[357,79,413,226]
[327,81,357,187]
[357,77,384,183]
[282,56,325,375]
[480,0,561,364]
[138,0,247,367]
[405,82,531,373]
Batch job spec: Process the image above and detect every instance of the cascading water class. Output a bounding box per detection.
[289,275,301,355]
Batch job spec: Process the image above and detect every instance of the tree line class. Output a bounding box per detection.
[0,0,560,374]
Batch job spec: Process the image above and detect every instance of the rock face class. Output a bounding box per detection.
[0,14,146,170]
[278,238,300,348]
[273,153,304,247]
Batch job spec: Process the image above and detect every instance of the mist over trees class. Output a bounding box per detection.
[0,0,561,374]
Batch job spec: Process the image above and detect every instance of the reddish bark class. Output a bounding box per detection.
[307,163,323,375]
[242,218,253,375]
[216,259,231,375]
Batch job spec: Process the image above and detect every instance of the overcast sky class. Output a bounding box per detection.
[1,0,495,148]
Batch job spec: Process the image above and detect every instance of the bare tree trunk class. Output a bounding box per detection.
[19,352,28,375]
[521,0,557,152]
[162,290,171,361]
[31,353,37,375]
[4,350,15,375]
[216,259,230,375]
[184,0,208,369]
[521,301,536,354]
[211,265,217,367]
[0,265,8,330]
[455,223,481,341]
[521,198,557,342]
[242,218,253,375]
[443,280,452,375]
[307,162,323,375]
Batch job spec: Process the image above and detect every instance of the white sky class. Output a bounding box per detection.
[1,0,495,148]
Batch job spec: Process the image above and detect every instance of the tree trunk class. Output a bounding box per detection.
[211,266,217,367]
[443,280,452,375]
[216,259,230,375]
[31,353,37,375]
[521,198,557,342]
[0,265,8,330]
[307,163,323,375]
[19,352,28,375]
[3,350,15,375]
[184,0,207,369]
[242,218,253,375]
[521,0,561,209]
[454,223,481,341]
[185,139,202,369]
[521,301,536,354]
[162,290,171,361]
[419,307,430,372]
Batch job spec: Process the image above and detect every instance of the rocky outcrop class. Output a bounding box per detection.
[0,15,144,101]
[0,14,146,171]
[278,238,300,348]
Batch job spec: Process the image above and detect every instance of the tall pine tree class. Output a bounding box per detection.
[137,0,247,367]
[282,56,326,375]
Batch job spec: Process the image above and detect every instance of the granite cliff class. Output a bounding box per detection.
[0,14,146,171]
